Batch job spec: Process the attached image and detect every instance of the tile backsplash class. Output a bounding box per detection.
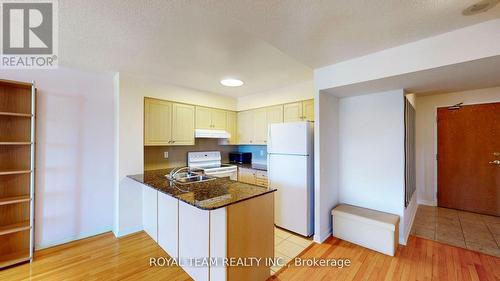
[236,145,267,163]
[144,139,267,170]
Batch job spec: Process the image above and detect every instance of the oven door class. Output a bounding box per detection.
[205,168,237,180]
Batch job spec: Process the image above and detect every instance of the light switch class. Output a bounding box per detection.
[164,151,169,159]
[260,150,264,156]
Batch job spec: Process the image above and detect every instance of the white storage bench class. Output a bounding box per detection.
[332,204,400,256]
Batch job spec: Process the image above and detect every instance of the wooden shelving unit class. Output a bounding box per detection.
[0,79,35,269]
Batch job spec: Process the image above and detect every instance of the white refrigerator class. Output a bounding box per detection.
[268,121,314,237]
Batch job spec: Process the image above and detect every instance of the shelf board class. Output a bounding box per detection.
[0,251,30,269]
[0,195,31,205]
[0,112,32,117]
[0,170,32,176]
[0,221,30,236]
[0,142,32,145]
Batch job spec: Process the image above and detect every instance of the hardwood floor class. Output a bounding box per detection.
[1,231,499,281]
[272,235,500,281]
[0,231,192,281]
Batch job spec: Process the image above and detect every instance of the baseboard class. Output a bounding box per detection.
[114,225,143,238]
[417,199,437,206]
[35,227,112,250]
[313,229,332,244]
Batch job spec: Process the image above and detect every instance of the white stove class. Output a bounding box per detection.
[187,151,237,180]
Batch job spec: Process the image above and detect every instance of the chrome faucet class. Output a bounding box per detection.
[167,166,205,181]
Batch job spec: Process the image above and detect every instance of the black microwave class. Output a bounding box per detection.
[229,152,252,164]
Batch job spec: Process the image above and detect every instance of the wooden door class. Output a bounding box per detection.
[195,106,212,129]
[283,102,302,122]
[144,98,171,145]
[171,103,195,145]
[211,109,227,130]
[437,102,499,216]
[302,99,314,121]
[253,108,268,144]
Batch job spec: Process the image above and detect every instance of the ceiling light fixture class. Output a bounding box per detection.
[462,0,499,15]
[220,78,244,87]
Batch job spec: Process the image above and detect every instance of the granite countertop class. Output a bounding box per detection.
[128,169,275,210]
[229,162,268,171]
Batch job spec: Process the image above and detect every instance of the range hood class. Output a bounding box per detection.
[195,129,231,139]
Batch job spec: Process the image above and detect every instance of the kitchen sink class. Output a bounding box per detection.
[166,171,216,185]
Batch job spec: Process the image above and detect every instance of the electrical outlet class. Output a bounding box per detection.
[163,151,169,159]
[260,150,264,156]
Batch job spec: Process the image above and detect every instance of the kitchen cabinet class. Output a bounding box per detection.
[144,98,172,145]
[302,99,314,121]
[144,98,195,146]
[195,106,227,130]
[158,192,178,259]
[225,111,237,144]
[267,105,283,124]
[237,110,253,144]
[253,108,268,144]
[238,167,268,187]
[142,185,158,242]
[284,102,303,122]
[284,99,314,122]
[172,103,195,145]
[178,200,210,281]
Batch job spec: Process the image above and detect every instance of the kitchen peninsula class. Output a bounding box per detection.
[128,169,275,281]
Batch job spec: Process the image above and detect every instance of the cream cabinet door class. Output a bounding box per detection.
[302,99,314,121]
[253,108,268,144]
[283,102,303,122]
[237,111,253,144]
[195,106,212,129]
[267,105,283,124]
[172,103,195,145]
[225,111,237,144]
[238,167,256,184]
[144,98,172,146]
[211,109,227,130]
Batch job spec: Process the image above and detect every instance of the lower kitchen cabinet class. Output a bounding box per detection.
[142,186,158,242]
[238,167,268,187]
[178,201,210,281]
[158,192,178,259]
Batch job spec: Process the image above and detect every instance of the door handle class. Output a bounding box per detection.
[489,160,500,165]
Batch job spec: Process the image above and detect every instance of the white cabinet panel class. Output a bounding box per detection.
[179,201,210,281]
[209,208,227,281]
[158,192,178,259]
[142,186,158,242]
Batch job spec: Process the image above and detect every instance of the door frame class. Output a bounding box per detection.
[432,100,499,207]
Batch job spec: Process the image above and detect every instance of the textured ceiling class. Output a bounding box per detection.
[59,1,500,97]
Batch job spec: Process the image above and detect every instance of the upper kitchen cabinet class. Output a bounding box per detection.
[284,100,314,122]
[144,98,172,145]
[266,105,283,124]
[302,99,314,121]
[225,111,237,145]
[283,102,303,122]
[144,98,195,146]
[253,108,268,144]
[237,110,253,144]
[195,106,227,130]
[171,103,195,145]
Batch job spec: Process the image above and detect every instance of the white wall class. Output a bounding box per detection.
[313,91,339,243]
[237,80,314,111]
[0,67,115,249]
[115,73,237,236]
[338,89,407,243]
[315,19,500,91]
[415,87,500,206]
